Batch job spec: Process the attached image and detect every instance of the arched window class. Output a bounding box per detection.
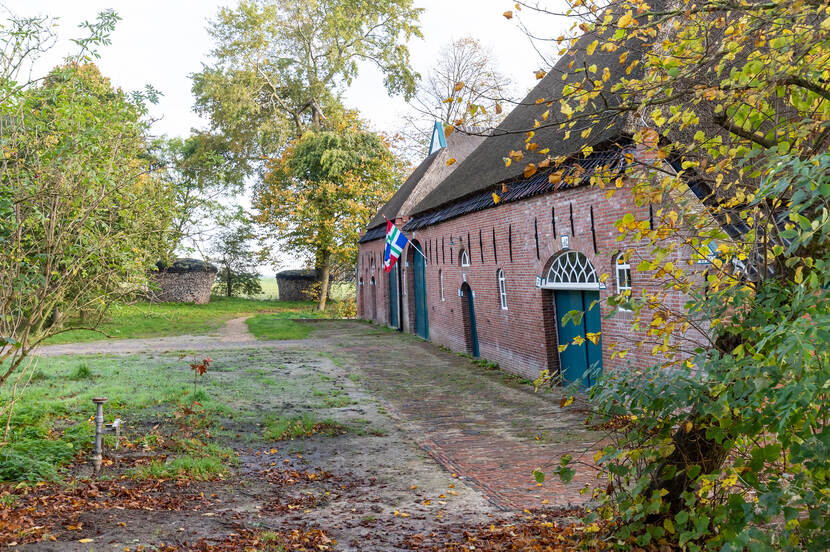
[439,269,445,301]
[546,251,598,288]
[460,249,470,267]
[497,269,507,310]
[615,254,632,293]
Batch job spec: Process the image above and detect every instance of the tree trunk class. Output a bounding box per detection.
[226,266,232,297]
[646,421,729,519]
[317,259,331,312]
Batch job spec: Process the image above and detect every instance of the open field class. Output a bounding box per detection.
[250,277,356,302]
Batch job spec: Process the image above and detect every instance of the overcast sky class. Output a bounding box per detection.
[4,1,568,271]
[7,0,564,139]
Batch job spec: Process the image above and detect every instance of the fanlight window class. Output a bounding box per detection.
[546,251,598,288]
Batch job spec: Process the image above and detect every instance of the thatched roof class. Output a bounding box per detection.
[155,258,218,274]
[409,16,655,217]
[360,129,488,243]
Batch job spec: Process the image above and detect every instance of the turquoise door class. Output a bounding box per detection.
[388,265,399,329]
[555,290,602,387]
[462,283,479,357]
[412,241,429,339]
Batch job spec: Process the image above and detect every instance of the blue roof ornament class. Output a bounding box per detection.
[428,120,447,156]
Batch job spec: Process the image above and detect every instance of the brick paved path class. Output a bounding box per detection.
[316,321,605,511]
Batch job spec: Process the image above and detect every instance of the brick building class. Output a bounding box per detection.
[357,25,709,383]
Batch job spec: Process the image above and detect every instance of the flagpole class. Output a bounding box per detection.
[384,216,428,265]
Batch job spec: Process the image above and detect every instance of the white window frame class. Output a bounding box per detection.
[460,249,470,267]
[439,269,445,301]
[497,269,507,310]
[615,255,632,294]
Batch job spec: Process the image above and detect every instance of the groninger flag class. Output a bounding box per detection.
[383,219,408,273]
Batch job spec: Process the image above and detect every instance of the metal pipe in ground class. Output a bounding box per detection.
[92,397,107,474]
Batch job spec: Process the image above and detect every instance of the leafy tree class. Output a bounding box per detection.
[0,13,175,392]
[210,219,263,298]
[253,115,404,310]
[400,37,513,157]
[154,133,245,256]
[507,0,830,548]
[192,0,423,177]
[194,0,421,304]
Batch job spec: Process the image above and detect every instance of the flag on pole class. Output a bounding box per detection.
[383,219,409,273]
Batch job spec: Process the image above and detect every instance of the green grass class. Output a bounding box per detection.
[263,414,344,441]
[45,296,327,344]
[130,455,229,481]
[245,316,314,340]
[0,353,264,483]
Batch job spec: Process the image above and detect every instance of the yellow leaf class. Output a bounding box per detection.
[444,125,454,138]
[538,158,550,169]
[503,157,512,168]
[492,192,501,204]
[446,158,456,166]
[524,163,537,178]
[586,40,598,56]
[495,102,503,114]
[588,64,597,73]
[454,81,464,92]
[549,171,563,186]
[503,10,513,19]
[502,183,508,193]
[560,396,574,408]
[684,421,693,432]
[535,70,546,80]
[79,539,94,543]
[618,11,634,28]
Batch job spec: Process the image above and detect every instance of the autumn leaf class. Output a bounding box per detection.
[492,192,501,204]
[446,158,456,166]
[618,11,634,28]
[524,163,537,178]
[495,102,503,114]
[453,81,464,92]
[535,70,546,80]
[503,10,513,19]
[444,125,454,138]
[502,183,508,193]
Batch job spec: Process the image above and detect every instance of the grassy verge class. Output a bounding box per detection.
[45,297,325,344]
[245,315,317,340]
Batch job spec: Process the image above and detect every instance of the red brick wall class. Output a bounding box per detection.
[357,179,705,380]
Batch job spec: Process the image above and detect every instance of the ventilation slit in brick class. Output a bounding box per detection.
[442,237,445,264]
[479,229,484,263]
[569,203,575,236]
[590,205,598,254]
[534,217,540,260]
[492,227,498,263]
[467,232,471,263]
[552,206,557,238]
[508,224,513,262]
